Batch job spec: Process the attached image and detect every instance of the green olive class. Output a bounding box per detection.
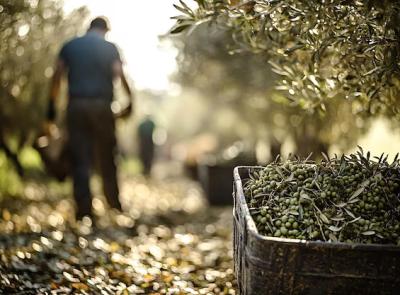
[311,231,320,238]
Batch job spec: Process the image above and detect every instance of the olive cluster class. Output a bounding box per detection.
[244,153,400,245]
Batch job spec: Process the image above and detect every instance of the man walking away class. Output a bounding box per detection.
[138,115,156,177]
[46,17,134,221]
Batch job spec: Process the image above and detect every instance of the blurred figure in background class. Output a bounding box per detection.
[46,16,134,221]
[138,116,156,177]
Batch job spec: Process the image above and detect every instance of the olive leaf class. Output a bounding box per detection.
[328,226,342,232]
[348,217,361,224]
[321,152,330,163]
[336,202,347,208]
[298,204,304,220]
[361,231,376,236]
[285,173,294,182]
[349,187,364,200]
[300,193,312,201]
[331,217,346,222]
[275,167,284,178]
[348,198,360,204]
[329,233,338,242]
[319,212,331,224]
[344,208,356,219]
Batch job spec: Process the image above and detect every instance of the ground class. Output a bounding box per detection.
[0,165,236,294]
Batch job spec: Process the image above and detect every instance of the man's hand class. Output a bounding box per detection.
[114,101,133,119]
[44,58,64,134]
[113,60,135,118]
[42,121,60,137]
[42,98,57,136]
[46,99,56,122]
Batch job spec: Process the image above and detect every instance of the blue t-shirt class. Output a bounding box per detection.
[59,31,121,100]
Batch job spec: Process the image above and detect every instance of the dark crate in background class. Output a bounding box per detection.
[198,163,236,206]
[233,166,400,295]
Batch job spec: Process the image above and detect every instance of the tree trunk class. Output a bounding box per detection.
[269,136,282,162]
[293,122,329,160]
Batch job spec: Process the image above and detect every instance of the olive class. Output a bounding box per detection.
[311,231,320,238]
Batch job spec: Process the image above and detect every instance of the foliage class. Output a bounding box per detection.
[0,0,88,174]
[0,153,22,197]
[172,23,276,147]
[171,0,400,118]
[172,21,370,157]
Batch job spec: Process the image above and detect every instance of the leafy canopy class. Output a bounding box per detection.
[171,0,400,118]
[172,19,369,157]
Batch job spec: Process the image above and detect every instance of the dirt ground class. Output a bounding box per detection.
[0,169,236,294]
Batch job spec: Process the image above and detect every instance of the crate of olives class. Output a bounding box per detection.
[233,151,400,295]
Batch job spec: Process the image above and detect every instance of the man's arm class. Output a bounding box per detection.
[47,59,65,122]
[113,60,135,117]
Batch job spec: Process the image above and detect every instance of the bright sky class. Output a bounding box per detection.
[64,0,179,92]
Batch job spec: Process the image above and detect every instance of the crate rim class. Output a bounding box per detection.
[233,165,400,252]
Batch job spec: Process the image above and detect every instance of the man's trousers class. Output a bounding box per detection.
[67,98,122,219]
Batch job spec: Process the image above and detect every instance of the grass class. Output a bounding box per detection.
[0,147,46,199]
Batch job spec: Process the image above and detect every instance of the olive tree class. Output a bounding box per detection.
[172,21,370,158]
[171,0,400,119]
[0,0,88,175]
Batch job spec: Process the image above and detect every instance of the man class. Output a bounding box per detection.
[46,17,134,221]
[137,115,156,177]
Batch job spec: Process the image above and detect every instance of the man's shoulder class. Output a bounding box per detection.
[60,35,120,60]
[101,40,120,59]
[64,33,117,46]
[86,36,118,52]
[61,36,83,51]
[103,40,118,51]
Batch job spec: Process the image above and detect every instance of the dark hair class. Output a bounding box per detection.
[89,17,110,31]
